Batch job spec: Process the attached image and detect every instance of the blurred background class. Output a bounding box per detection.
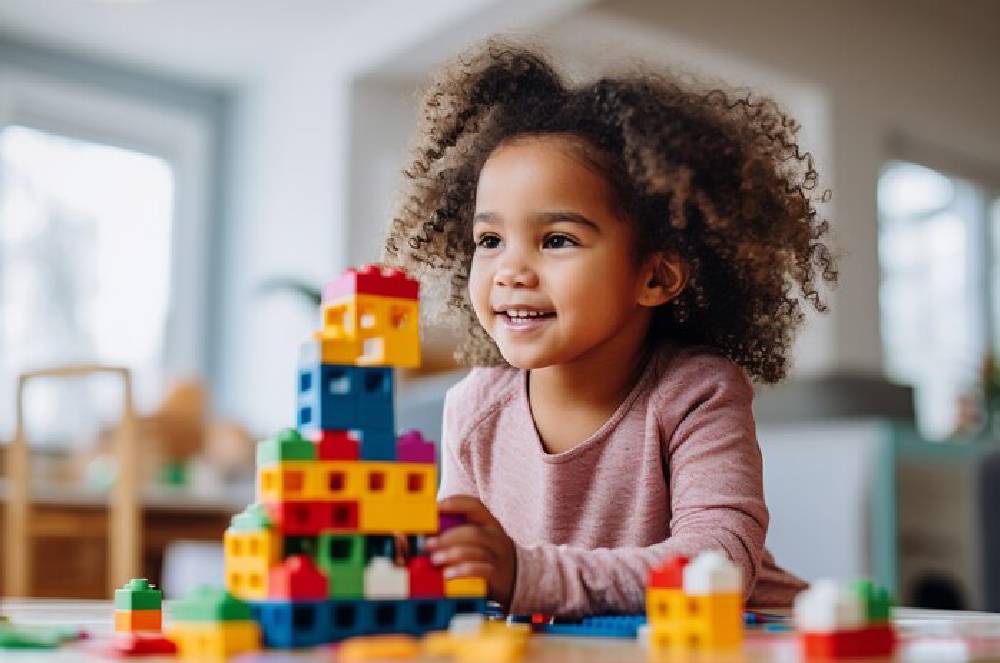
[0,0,998,610]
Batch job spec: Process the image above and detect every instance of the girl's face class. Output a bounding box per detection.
[469,135,658,370]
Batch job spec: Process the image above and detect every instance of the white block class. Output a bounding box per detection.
[793,579,864,632]
[363,557,408,599]
[681,551,742,595]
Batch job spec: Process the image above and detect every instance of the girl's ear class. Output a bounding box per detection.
[637,253,687,308]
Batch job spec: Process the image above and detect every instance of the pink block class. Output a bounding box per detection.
[438,513,467,534]
[396,429,436,463]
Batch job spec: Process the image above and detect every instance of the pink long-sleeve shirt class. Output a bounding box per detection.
[437,345,807,616]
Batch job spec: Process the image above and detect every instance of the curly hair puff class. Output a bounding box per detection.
[383,40,837,383]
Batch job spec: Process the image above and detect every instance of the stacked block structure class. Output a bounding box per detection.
[794,579,896,659]
[224,264,487,648]
[646,551,744,655]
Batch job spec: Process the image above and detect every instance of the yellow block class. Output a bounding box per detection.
[422,627,527,663]
[323,294,420,368]
[302,330,364,365]
[444,576,487,598]
[339,634,420,662]
[647,592,743,652]
[358,463,438,534]
[257,462,313,502]
[168,621,260,661]
[224,528,280,600]
[114,609,161,632]
[310,461,366,500]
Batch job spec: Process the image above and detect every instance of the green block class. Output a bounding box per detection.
[852,579,892,622]
[256,428,315,467]
[0,624,80,649]
[170,586,251,622]
[114,578,162,611]
[317,534,365,599]
[229,503,273,532]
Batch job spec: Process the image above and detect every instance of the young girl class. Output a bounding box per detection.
[384,41,837,617]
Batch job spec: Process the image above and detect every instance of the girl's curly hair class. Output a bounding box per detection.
[383,40,837,383]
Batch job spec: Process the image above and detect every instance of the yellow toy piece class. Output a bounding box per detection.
[224,528,280,600]
[309,461,366,500]
[358,462,438,534]
[322,294,420,368]
[647,589,742,652]
[423,621,528,663]
[167,620,260,661]
[257,461,313,502]
[444,576,488,598]
[301,330,364,365]
[338,634,420,661]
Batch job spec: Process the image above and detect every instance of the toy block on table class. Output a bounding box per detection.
[338,634,421,662]
[533,614,646,638]
[794,579,897,660]
[167,587,260,661]
[646,551,743,653]
[225,505,281,600]
[114,579,162,633]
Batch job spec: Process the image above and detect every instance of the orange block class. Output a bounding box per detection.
[115,609,162,632]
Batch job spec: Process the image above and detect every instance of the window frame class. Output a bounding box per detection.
[0,65,213,408]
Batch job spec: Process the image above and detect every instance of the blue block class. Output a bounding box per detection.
[328,599,370,640]
[252,600,330,648]
[355,367,394,428]
[406,599,456,633]
[296,364,396,452]
[356,426,396,461]
[534,614,646,638]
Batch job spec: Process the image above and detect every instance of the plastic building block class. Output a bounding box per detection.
[268,554,328,599]
[310,429,360,460]
[439,513,468,534]
[301,330,363,366]
[228,503,274,533]
[101,632,177,658]
[170,586,252,622]
[320,294,420,368]
[264,499,359,535]
[444,576,487,598]
[397,429,436,463]
[256,427,315,467]
[225,526,280,600]
[167,620,260,661]
[252,600,330,648]
[794,580,865,632]
[297,364,396,452]
[682,550,742,594]
[358,463,438,534]
[257,462,312,502]
[0,624,82,649]
[852,579,891,622]
[422,618,528,663]
[318,534,366,598]
[365,557,409,599]
[649,555,688,589]
[338,634,420,661]
[356,427,398,462]
[114,609,161,632]
[408,556,445,598]
[115,578,162,611]
[801,624,896,659]
[322,264,419,302]
[534,614,646,638]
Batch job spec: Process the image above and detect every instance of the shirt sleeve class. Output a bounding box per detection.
[508,362,768,617]
[437,386,478,499]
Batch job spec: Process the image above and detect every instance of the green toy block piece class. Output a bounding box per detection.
[316,534,365,599]
[256,427,315,467]
[0,624,80,649]
[852,579,892,622]
[229,503,273,533]
[170,586,251,622]
[114,578,162,611]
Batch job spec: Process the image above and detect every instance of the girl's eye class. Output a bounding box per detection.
[543,234,578,249]
[476,234,501,250]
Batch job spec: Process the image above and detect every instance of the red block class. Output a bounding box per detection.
[327,500,360,531]
[649,555,689,589]
[322,263,419,302]
[269,555,328,600]
[310,430,360,461]
[407,556,444,598]
[801,625,897,659]
[102,633,177,658]
[266,501,330,536]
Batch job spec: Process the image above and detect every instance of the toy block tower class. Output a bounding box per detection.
[794,579,896,659]
[646,551,744,655]
[114,578,162,632]
[223,264,486,649]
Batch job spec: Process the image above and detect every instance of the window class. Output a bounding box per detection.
[878,159,999,439]
[0,67,212,447]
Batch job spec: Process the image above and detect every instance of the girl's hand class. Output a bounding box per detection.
[425,495,517,608]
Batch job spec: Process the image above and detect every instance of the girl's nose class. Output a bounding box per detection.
[494,263,538,289]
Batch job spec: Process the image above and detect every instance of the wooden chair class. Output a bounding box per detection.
[4,365,140,597]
